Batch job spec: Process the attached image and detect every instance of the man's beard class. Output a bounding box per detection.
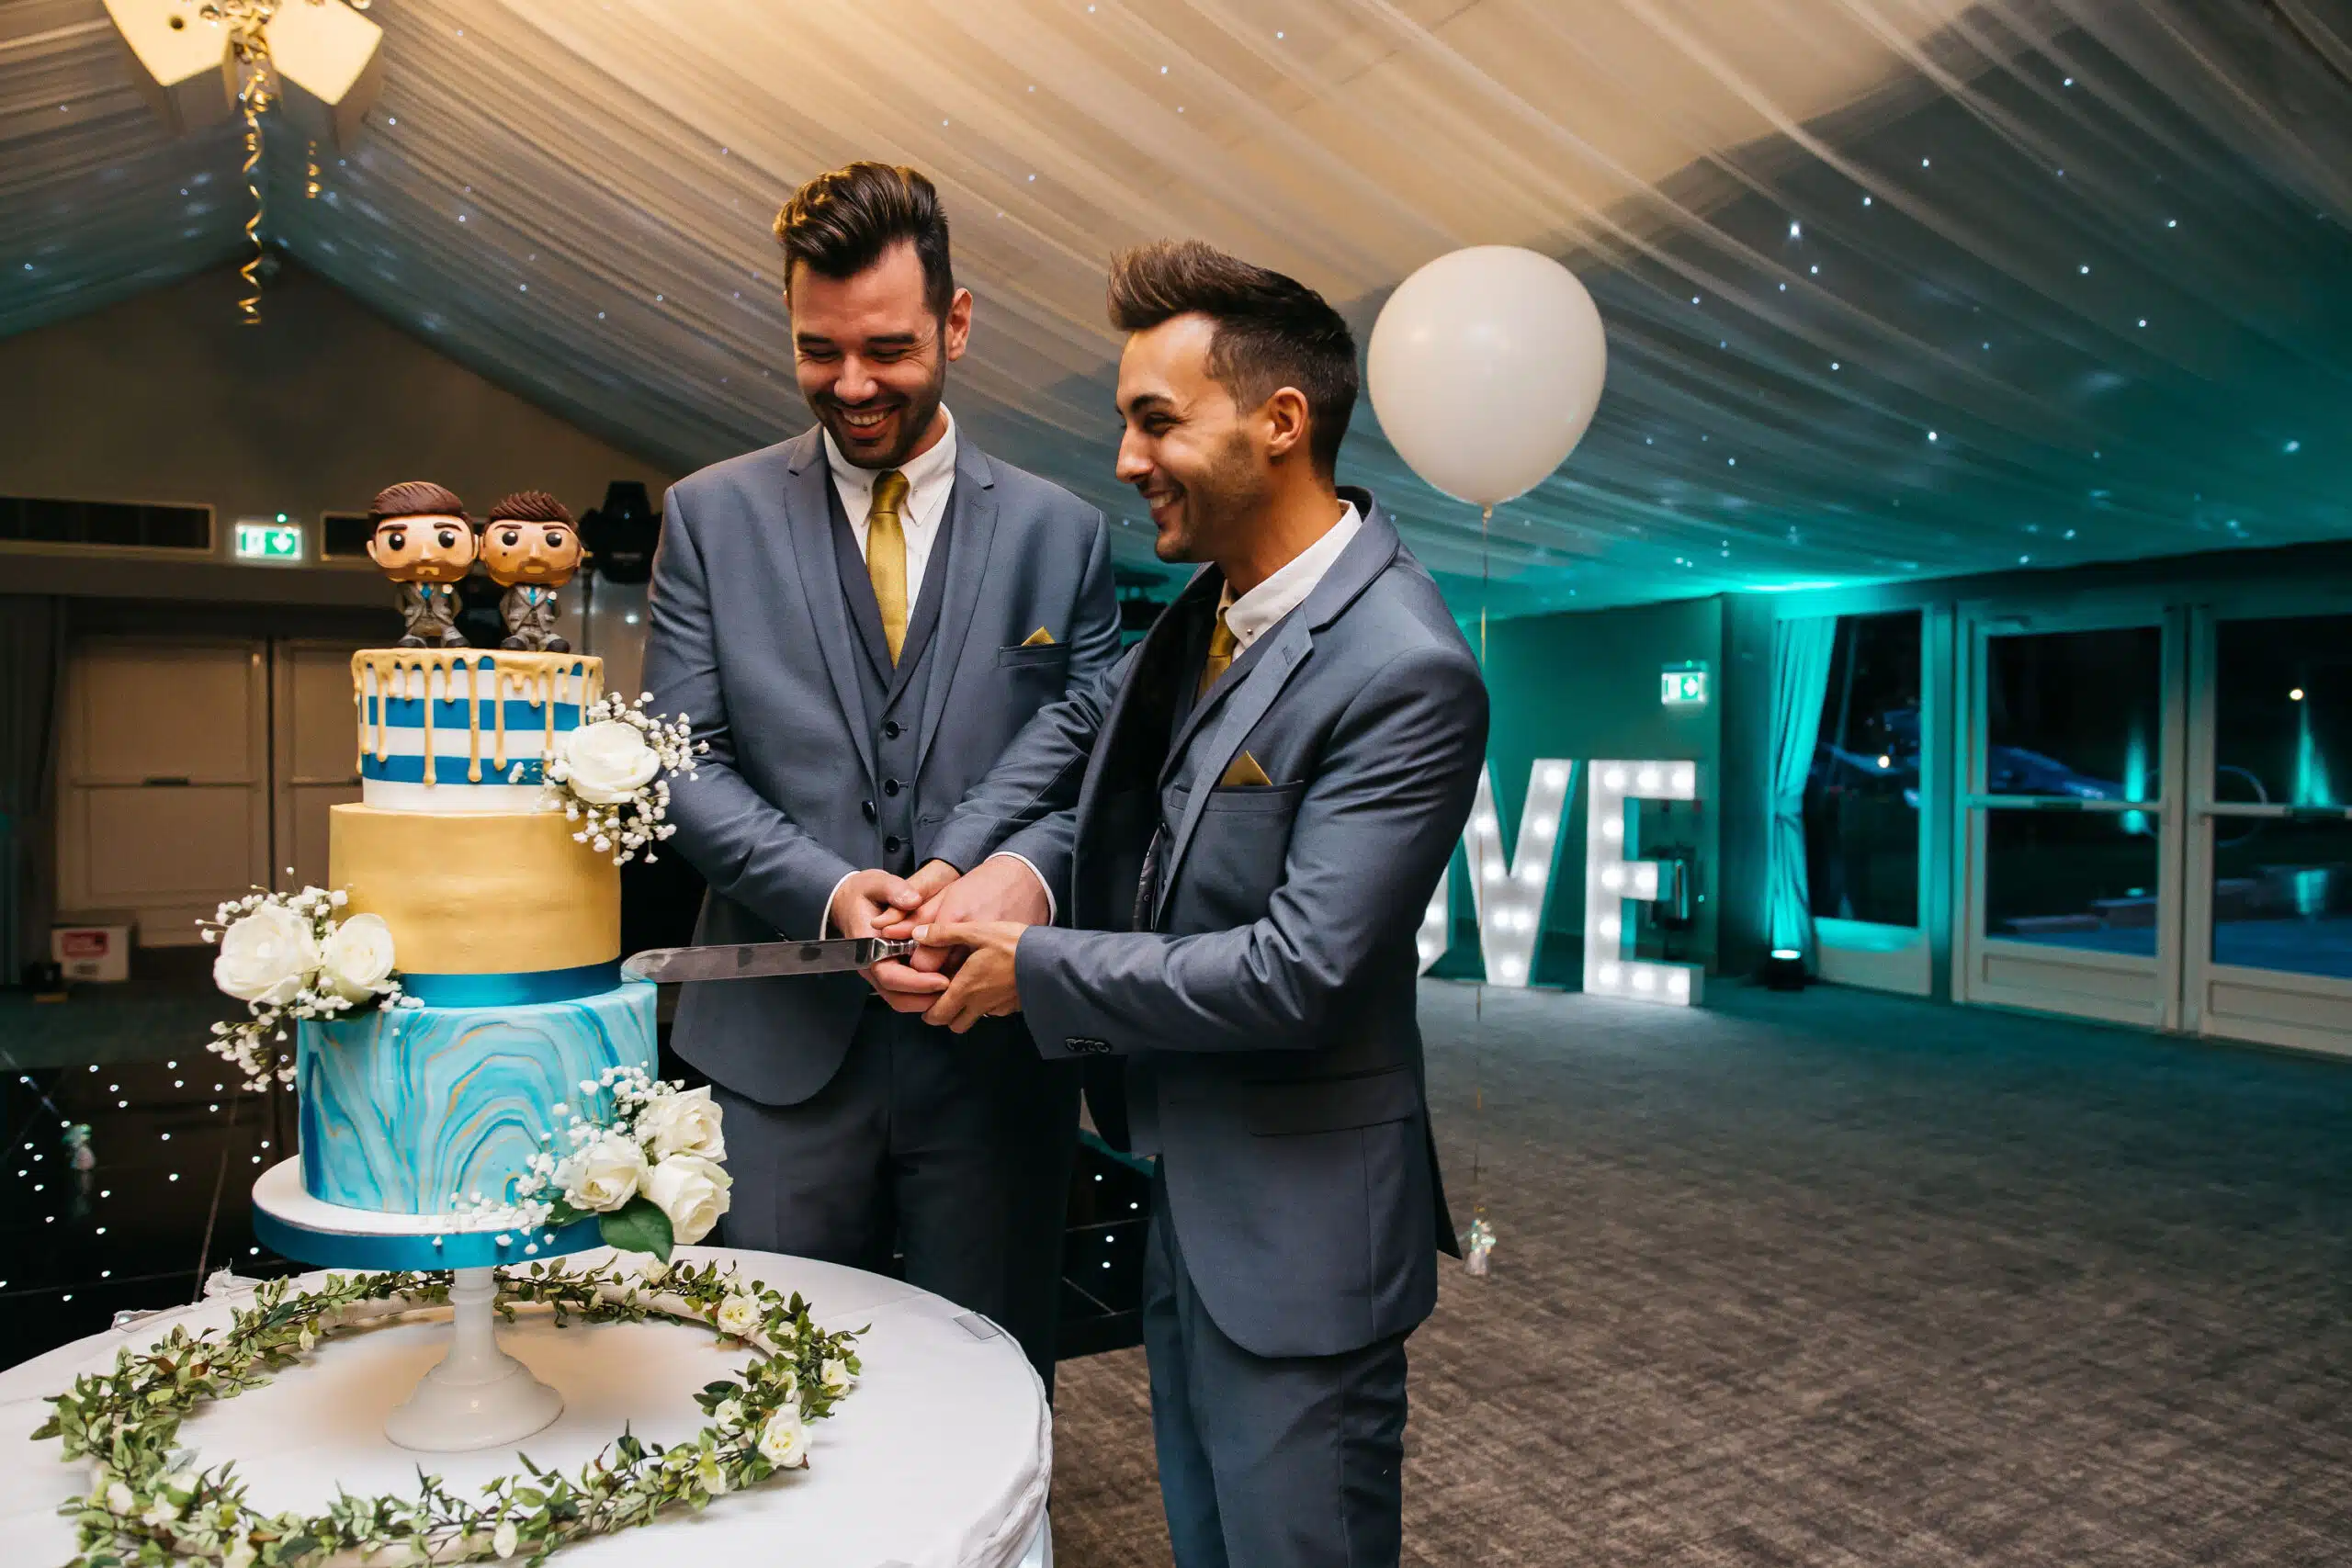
[813,371,945,472]
[1152,428,1266,565]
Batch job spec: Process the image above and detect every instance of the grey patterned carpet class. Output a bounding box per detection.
[1049,980,2352,1566]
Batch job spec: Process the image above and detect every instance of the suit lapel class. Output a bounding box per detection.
[1153,619,1312,925]
[913,442,999,770]
[779,428,875,781]
[1149,498,1404,924]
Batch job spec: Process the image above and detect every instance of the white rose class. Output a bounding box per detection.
[757,1407,808,1469]
[637,1085,726,1162]
[714,1292,759,1337]
[697,1455,729,1495]
[710,1397,743,1430]
[558,720,660,805]
[492,1519,520,1560]
[821,1356,853,1395]
[558,1134,648,1213]
[639,1258,669,1287]
[643,1154,730,1247]
[224,1538,258,1568]
[103,1480,134,1515]
[320,912,397,1002]
[141,1495,182,1528]
[212,902,319,1006]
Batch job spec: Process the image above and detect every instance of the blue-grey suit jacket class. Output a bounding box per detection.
[933,497,1487,1358]
[643,425,1123,1106]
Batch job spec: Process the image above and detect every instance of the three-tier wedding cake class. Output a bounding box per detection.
[300,648,659,1219]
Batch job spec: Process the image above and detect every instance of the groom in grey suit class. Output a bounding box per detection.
[882,241,1487,1566]
[642,163,1121,1390]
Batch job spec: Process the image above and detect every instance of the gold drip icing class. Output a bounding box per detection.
[351,649,605,786]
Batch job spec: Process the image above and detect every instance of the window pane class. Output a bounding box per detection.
[1984,808,2160,955]
[2214,615,2351,810]
[1804,611,1922,926]
[1985,626,2161,799]
[2210,817,2352,978]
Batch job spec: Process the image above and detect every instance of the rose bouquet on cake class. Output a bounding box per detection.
[538,692,707,867]
[484,1066,732,1260]
[198,885,414,1090]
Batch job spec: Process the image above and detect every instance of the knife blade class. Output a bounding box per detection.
[620,937,915,984]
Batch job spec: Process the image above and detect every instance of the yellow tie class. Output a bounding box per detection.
[865,469,911,664]
[1197,606,1238,700]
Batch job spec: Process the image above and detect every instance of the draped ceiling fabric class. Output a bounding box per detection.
[4,0,2351,615]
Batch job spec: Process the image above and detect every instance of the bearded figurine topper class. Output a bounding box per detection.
[366,480,479,649]
[481,491,584,653]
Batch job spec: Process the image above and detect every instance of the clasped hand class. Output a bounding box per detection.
[826,859,1036,1032]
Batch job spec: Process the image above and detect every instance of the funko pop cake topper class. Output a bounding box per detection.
[366,480,477,649]
[482,491,582,653]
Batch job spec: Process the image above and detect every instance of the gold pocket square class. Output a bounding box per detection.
[1219,750,1273,787]
[1020,626,1057,647]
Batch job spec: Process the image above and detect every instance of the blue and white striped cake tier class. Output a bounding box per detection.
[356,651,600,813]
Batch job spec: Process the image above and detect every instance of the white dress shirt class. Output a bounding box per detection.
[823,404,959,613]
[1217,498,1362,651]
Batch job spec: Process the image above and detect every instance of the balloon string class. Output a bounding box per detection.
[1467,500,1493,1266]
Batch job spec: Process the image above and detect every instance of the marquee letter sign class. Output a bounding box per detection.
[1583,760,1702,1006]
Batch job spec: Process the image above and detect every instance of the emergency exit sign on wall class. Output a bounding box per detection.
[235,515,304,563]
[1660,663,1710,706]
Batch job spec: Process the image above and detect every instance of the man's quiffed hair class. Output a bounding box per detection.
[486,490,573,525]
[775,162,955,318]
[370,479,467,524]
[1108,240,1358,477]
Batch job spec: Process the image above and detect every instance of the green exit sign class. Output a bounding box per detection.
[1660,665,1710,706]
[235,518,304,563]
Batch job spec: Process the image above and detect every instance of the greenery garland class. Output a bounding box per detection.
[34,1258,865,1568]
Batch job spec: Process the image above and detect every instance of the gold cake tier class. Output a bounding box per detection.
[329,803,618,976]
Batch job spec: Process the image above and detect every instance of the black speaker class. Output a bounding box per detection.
[580,482,662,585]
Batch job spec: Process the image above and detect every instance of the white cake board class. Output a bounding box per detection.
[250,1157,582,1450]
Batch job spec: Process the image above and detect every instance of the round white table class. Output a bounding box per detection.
[0,1247,1052,1568]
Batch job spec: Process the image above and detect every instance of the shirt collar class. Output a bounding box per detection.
[1219,499,1363,651]
[821,404,959,504]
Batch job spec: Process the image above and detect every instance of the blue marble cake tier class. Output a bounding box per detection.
[298,980,657,1215]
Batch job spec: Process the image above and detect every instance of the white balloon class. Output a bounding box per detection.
[1365,245,1608,508]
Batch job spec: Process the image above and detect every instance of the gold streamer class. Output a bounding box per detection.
[220,5,277,326]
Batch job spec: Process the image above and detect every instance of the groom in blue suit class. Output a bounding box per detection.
[884,241,1487,1567]
[642,164,1121,1392]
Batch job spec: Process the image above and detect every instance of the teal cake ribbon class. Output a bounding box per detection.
[398,961,621,1007]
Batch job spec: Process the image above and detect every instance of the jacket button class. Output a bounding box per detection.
[884,835,904,854]
[883,720,903,739]
[861,799,877,822]
[883,778,901,796]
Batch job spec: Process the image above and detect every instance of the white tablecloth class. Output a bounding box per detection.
[0,1247,1051,1568]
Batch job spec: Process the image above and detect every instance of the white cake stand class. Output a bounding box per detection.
[250,1157,604,1451]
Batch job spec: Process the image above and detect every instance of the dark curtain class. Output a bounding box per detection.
[0,596,66,980]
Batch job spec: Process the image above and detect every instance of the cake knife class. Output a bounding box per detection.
[620,936,916,983]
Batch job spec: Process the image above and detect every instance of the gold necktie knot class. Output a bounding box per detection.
[865,469,910,664]
[1198,608,1238,699]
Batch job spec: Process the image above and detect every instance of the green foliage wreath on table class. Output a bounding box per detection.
[33,1258,865,1568]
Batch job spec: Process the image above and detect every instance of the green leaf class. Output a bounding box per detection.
[598,1198,674,1261]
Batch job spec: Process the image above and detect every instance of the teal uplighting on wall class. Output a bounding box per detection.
[2294,701,2334,808]
[2122,721,2150,836]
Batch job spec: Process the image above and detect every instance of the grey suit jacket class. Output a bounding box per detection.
[643,425,1123,1105]
[932,496,1487,1359]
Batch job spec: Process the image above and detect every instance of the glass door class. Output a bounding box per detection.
[1956,605,2184,1028]
[2183,604,2352,1055]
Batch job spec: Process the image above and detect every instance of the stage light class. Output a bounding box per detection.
[1764,949,1808,991]
[1584,759,1703,1007]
